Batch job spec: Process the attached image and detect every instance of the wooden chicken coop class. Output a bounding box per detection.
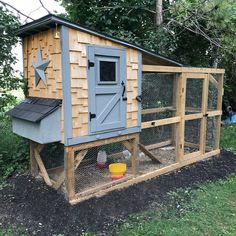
[7,15,224,204]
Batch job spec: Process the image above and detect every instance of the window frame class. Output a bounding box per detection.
[95,56,120,85]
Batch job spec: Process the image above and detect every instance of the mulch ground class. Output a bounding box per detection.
[0,150,236,236]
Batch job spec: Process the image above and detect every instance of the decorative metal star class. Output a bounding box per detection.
[32,48,50,86]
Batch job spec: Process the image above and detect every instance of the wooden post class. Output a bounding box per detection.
[64,147,75,201]
[175,73,186,163]
[214,73,224,151]
[30,141,38,177]
[199,74,209,154]
[130,134,139,175]
[171,74,177,145]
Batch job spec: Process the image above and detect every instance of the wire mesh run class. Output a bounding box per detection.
[142,73,176,120]
[206,117,217,152]
[184,119,201,155]
[208,74,220,111]
[185,78,203,114]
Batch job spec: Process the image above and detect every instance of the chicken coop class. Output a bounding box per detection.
[7,15,224,204]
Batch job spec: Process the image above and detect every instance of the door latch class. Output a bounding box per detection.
[89,112,96,121]
[136,95,142,102]
[121,81,127,101]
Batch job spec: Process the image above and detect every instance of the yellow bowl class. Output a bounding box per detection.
[109,163,127,176]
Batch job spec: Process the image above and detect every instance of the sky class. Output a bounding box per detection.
[3,0,66,73]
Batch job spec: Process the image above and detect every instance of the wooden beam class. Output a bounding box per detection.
[199,74,209,154]
[64,149,75,201]
[34,146,52,186]
[184,113,203,121]
[171,75,177,145]
[175,73,186,163]
[122,140,133,152]
[207,110,222,117]
[67,133,138,152]
[184,151,201,160]
[209,74,219,88]
[142,106,175,115]
[29,141,38,177]
[74,149,88,170]
[214,74,224,151]
[183,73,207,79]
[145,140,172,150]
[141,116,181,129]
[139,143,162,163]
[130,134,139,175]
[142,65,225,74]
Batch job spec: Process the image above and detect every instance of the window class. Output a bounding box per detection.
[99,61,116,82]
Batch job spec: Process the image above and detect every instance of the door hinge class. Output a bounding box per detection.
[89,112,96,121]
[88,60,95,69]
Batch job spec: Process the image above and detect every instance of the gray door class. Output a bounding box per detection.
[87,46,126,134]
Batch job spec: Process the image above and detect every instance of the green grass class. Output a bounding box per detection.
[114,125,236,236]
[221,125,236,154]
[0,227,28,236]
[115,175,236,236]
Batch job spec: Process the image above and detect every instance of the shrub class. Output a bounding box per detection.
[0,116,29,180]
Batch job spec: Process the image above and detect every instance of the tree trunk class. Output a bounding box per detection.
[156,0,163,26]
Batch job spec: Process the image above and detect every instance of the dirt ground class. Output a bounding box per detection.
[0,150,236,236]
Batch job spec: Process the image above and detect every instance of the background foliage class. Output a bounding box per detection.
[0,5,23,113]
[0,5,28,181]
[59,0,236,110]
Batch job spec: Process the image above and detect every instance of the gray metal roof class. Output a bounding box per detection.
[7,97,62,123]
[16,14,182,67]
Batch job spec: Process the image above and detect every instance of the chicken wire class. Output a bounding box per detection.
[185,78,203,114]
[73,73,179,194]
[184,119,201,154]
[42,71,221,196]
[208,74,220,111]
[142,73,176,111]
[206,117,217,151]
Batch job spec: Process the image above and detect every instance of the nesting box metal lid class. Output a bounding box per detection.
[7,97,62,123]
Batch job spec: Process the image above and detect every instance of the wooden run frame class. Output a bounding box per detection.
[29,65,224,204]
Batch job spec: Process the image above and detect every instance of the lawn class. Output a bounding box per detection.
[221,125,236,154]
[114,124,236,236]
[115,174,236,236]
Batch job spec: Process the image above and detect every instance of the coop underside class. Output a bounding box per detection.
[29,65,224,204]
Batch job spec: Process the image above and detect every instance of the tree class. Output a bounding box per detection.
[59,0,236,110]
[0,4,21,113]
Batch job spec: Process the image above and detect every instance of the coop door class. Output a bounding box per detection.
[87,46,126,134]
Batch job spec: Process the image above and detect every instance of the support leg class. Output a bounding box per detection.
[130,134,139,175]
[30,141,38,177]
[64,148,75,201]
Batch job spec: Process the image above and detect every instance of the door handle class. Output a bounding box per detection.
[121,81,127,101]
[136,95,142,102]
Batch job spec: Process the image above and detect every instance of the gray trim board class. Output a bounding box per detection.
[16,14,182,67]
[137,52,142,127]
[67,126,141,146]
[60,26,72,146]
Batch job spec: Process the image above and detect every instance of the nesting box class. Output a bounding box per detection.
[7,14,181,146]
